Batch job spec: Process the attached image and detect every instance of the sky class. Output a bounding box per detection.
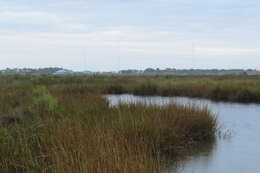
[0,0,260,71]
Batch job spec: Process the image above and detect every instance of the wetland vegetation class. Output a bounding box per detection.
[1,74,259,172]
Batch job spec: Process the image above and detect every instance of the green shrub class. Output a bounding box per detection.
[133,82,158,96]
[32,86,58,112]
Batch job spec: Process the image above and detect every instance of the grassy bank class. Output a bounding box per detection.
[0,83,216,173]
[102,75,260,103]
[1,74,260,103]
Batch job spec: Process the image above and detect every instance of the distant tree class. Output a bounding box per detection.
[144,68,156,73]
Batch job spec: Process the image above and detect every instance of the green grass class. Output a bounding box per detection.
[0,80,216,173]
[1,74,259,103]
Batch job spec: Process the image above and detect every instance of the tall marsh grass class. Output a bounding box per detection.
[0,83,216,173]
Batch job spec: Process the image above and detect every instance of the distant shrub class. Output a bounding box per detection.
[32,86,58,112]
[105,85,127,94]
[133,83,158,96]
[236,88,258,102]
[32,74,55,85]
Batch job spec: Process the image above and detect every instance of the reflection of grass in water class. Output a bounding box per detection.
[217,124,233,141]
[164,139,217,173]
[167,125,233,173]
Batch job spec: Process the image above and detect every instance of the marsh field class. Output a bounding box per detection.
[1,74,260,173]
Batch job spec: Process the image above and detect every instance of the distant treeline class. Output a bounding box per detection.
[0,67,63,75]
[120,68,260,75]
[1,67,260,76]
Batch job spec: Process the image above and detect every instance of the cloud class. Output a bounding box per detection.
[0,11,61,24]
[0,0,260,70]
[0,7,88,33]
[0,29,259,68]
[196,47,260,56]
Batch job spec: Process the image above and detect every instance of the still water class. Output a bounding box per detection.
[105,94,260,173]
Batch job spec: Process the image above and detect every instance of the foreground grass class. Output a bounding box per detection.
[0,84,216,173]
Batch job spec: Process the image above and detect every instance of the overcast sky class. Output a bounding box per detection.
[0,0,260,71]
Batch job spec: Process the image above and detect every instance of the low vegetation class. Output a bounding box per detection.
[2,74,260,103]
[0,77,217,173]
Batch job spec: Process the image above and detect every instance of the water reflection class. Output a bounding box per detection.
[105,94,260,173]
[166,140,217,173]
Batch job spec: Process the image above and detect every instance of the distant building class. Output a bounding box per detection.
[82,70,92,74]
[53,69,73,75]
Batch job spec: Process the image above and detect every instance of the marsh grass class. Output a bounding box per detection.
[100,76,260,103]
[1,74,260,103]
[0,83,216,173]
